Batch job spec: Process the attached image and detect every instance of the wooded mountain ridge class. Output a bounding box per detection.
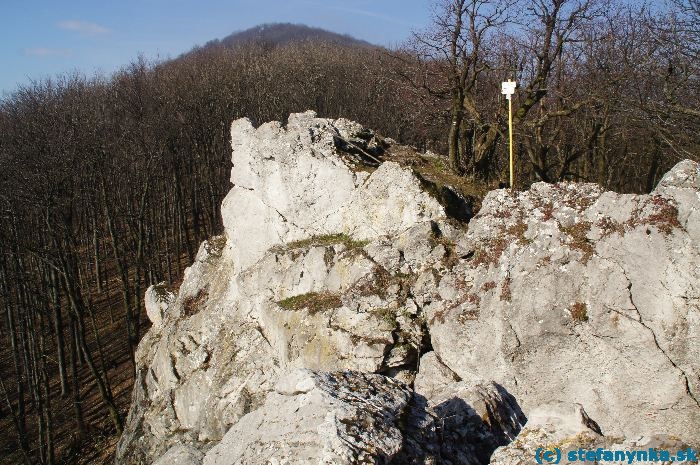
[197,23,375,50]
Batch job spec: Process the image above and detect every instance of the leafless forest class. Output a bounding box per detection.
[0,0,697,463]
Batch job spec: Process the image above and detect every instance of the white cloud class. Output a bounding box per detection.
[23,47,73,57]
[58,20,110,35]
[300,1,417,27]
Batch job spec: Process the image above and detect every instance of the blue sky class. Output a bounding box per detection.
[0,0,432,97]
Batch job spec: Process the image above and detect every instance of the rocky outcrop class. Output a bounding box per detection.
[115,112,464,465]
[429,161,700,442]
[395,352,526,465]
[223,111,443,274]
[116,112,699,465]
[490,402,695,465]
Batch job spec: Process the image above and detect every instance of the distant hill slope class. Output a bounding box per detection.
[203,23,375,49]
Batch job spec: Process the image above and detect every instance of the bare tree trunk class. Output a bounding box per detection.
[49,268,69,396]
[38,312,55,465]
[46,208,124,434]
[102,182,137,368]
[86,292,113,394]
[645,146,662,193]
[1,268,31,460]
[68,314,86,438]
[92,215,103,293]
[449,101,464,174]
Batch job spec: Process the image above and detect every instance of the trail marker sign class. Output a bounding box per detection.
[501,80,516,99]
[501,80,516,187]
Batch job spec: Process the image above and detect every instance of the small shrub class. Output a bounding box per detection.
[152,282,172,302]
[492,209,513,219]
[351,265,416,302]
[471,220,531,269]
[540,202,555,221]
[431,307,449,325]
[472,238,508,268]
[429,227,460,268]
[465,293,481,305]
[563,194,596,212]
[458,308,479,322]
[353,266,392,298]
[204,235,227,259]
[570,302,588,322]
[374,307,398,325]
[597,217,625,238]
[507,220,532,245]
[624,196,683,236]
[640,196,682,235]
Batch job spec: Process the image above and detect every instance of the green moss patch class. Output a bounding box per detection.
[277,292,343,314]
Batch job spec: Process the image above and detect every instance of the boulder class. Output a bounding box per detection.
[394,352,527,465]
[152,445,204,465]
[491,402,695,465]
[202,369,411,465]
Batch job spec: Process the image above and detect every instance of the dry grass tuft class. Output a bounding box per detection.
[277,292,343,314]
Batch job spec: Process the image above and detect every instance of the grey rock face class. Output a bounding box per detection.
[199,367,525,465]
[428,163,700,443]
[116,111,699,465]
[152,444,204,465]
[395,353,527,465]
[223,110,443,274]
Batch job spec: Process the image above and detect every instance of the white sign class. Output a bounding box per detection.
[501,80,516,99]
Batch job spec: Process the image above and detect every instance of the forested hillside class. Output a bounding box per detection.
[0,0,698,463]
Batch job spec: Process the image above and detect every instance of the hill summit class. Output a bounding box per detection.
[204,23,374,49]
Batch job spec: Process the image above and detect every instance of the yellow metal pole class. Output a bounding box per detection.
[508,94,514,188]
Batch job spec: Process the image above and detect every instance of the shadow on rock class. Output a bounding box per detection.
[393,383,526,465]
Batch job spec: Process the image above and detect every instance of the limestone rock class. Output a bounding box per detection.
[427,160,700,443]
[152,444,204,465]
[394,353,527,465]
[654,159,700,238]
[490,402,695,465]
[222,110,443,274]
[115,113,451,465]
[145,282,176,328]
[202,369,411,465]
[116,109,700,465]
